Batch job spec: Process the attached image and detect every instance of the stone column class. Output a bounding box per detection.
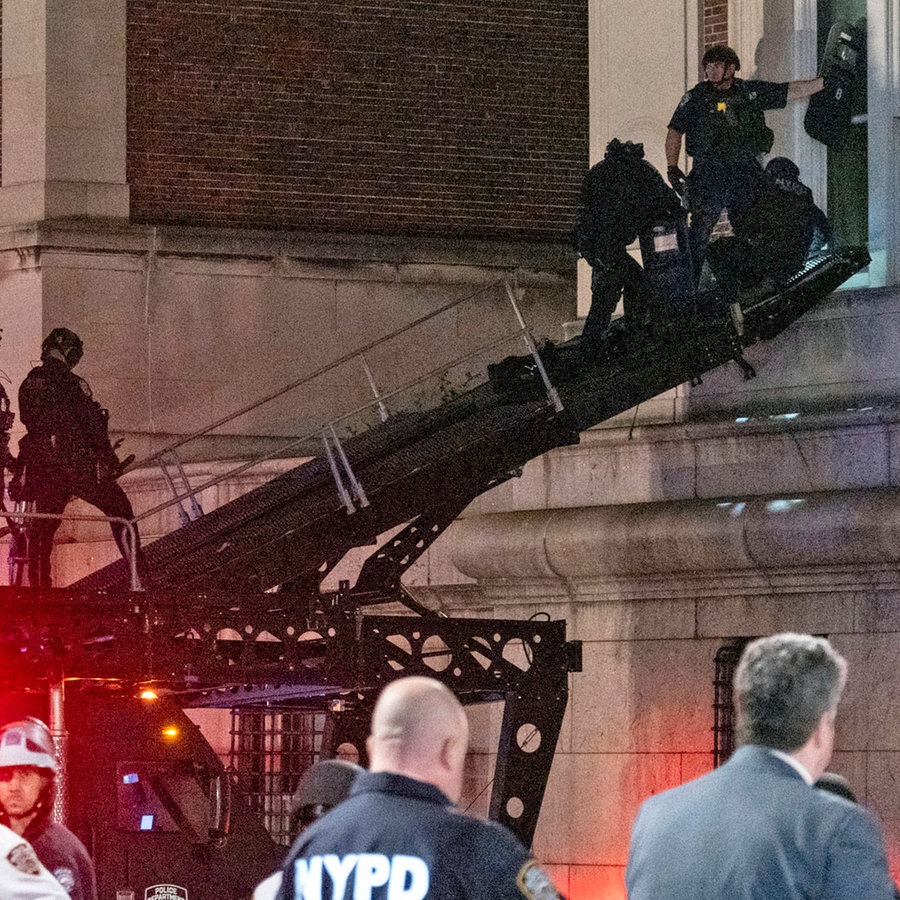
[0,0,129,225]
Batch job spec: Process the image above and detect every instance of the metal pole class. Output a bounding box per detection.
[504,278,564,413]
[359,354,390,423]
[329,425,369,508]
[322,432,355,514]
[48,680,67,826]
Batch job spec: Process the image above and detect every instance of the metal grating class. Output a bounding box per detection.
[712,637,753,767]
[229,709,326,845]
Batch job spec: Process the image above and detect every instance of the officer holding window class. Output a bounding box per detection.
[665,45,824,283]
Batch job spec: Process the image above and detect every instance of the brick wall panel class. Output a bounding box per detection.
[126,0,588,240]
[703,0,728,48]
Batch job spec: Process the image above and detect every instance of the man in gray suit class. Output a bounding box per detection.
[625,632,896,899]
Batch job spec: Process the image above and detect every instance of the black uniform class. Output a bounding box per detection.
[573,147,681,355]
[705,164,832,300]
[17,356,140,588]
[668,78,789,281]
[26,819,97,900]
[275,771,561,900]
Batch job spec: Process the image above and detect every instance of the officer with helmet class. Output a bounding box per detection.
[705,155,832,304]
[572,138,682,359]
[0,718,97,900]
[14,328,143,588]
[253,758,363,900]
[665,44,824,284]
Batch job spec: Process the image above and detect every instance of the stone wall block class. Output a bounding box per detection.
[862,752,900,882]
[544,439,698,509]
[569,596,697,642]
[832,633,900,751]
[570,639,718,754]
[697,592,855,639]
[534,750,682,864]
[695,428,890,497]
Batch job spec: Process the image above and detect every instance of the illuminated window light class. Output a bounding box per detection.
[716,501,745,517]
[765,498,806,512]
[140,814,154,831]
[140,689,159,701]
[734,416,750,424]
[769,412,800,420]
[122,773,139,785]
[161,726,179,741]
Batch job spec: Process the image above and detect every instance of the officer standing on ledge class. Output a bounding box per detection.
[14,328,143,588]
[0,718,97,900]
[273,676,563,900]
[665,44,824,284]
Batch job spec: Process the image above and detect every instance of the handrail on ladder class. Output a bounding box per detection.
[121,274,564,529]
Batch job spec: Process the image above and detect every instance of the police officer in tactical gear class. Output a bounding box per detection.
[254,758,363,900]
[665,44,824,284]
[0,718,97,900]
[705,156,832,304]
[573,139,682,359]
[15,328,143,589]
[273,676,563,900]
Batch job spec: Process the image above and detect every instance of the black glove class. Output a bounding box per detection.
[667,165,687,195]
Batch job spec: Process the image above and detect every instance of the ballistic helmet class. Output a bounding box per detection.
[702,44,741,71]
[766,156,801,181]
[289,759,361,834]
[0,718,57,773]
[604,138,645,161]
[41,328,83,367]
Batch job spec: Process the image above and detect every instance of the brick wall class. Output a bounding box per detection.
[126,0,588,241]
[703,0,728,48]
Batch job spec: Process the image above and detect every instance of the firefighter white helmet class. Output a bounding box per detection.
[0,719,57,773]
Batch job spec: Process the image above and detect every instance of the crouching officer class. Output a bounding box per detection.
[14,328,143,588]
[0,823,68,899]
[271,677,563,900]
[573,139,682,360]
[705,156,832,305]
[0,718,97,900]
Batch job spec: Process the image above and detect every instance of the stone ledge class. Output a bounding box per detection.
[449,488,900,579]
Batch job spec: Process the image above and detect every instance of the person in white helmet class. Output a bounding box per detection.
[0,821,68,899]
[0,719,96,900]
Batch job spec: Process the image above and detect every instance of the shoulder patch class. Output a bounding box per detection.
[7,841,42,876]
[678,92,691,108]
[515,861,560,900]
[52,865,76,893]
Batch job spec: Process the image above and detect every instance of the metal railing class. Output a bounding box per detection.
[1,504,143,591]
[125,274,564,532]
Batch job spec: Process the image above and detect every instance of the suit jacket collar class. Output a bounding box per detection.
[729,744,811,784]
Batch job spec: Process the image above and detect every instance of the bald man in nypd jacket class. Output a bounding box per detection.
[626,633,896,899]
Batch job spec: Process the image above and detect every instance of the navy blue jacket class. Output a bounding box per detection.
[275,771,560,900]
[626,744,895,899]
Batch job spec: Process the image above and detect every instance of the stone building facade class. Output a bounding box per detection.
[1,1,899,899]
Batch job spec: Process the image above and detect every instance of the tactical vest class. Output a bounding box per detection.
[686,80,775,160]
